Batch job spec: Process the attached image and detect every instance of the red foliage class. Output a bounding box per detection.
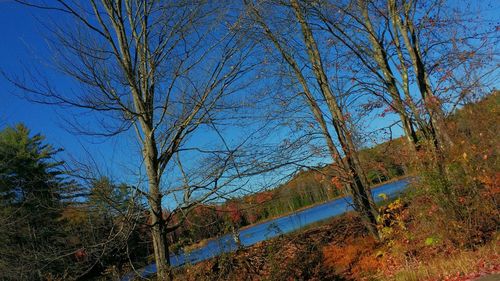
[255,191,273,204]
[478,172,500,197]
[226,202,244,225]
[330,176,343,190]
[246,213,259,224]
[74,248,87,262]
[323,236,380,278]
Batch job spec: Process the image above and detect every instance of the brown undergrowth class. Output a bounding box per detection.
[175,188,498,281]
[174,213,365,281]
[322,190,499,281]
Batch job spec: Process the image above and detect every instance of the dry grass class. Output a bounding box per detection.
[387,237,499,281]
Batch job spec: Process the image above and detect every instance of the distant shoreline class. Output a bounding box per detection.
[181,174,413,253]
[237,174,412,232]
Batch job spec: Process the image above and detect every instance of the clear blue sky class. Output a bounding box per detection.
[0,2,393,150]
[0,1,143,183]
[0,2,73,148]
[1,0,497,192]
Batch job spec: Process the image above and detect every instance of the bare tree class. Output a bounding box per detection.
[244,0,379,238]
[8,1,255,279]
[387,0,498,149]
[313,0,498,168]
[313,0,423,156]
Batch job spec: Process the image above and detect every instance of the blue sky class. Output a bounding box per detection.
[1,3,73,144]
[1,0,498,197]
[0,1,142,183]
[0,2,292,197]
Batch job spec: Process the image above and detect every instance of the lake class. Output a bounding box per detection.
[123,178,413,280]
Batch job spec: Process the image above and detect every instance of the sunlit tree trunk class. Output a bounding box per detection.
[358,0,419,156]
[290,0,378,237]
[145,153,172,280]
[247,0,378,238]
[389,0,454,152]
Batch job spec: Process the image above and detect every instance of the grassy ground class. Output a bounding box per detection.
[388,239,499,281]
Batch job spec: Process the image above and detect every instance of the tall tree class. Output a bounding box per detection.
[313,0,423,155]
[314,0,497,168]
[388,0,454,151]
[245,0,379,238]
[0,124,66,280]
[11,1,253,279]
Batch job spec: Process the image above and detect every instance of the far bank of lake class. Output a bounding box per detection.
[123,177,414,280]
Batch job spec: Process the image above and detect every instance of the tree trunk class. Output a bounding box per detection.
[290,0,379,238]
[249,0,378,238]
[150,212,171,281]
[144,135,172,281]
[359,0,419,156]
[247,4,353,197]
[147,179,172,280]
[390,0,454,151]
[387,0,430,145]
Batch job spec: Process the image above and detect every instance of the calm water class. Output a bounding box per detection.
[123,178,412,280]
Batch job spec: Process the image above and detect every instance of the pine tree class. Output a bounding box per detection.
[0,124,66,280]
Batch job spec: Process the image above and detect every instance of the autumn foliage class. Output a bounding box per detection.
[323,236,380,279]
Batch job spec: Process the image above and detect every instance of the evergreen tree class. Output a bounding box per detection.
[0,124,66,280]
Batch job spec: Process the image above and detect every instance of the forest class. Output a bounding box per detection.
[0,0,498,280]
